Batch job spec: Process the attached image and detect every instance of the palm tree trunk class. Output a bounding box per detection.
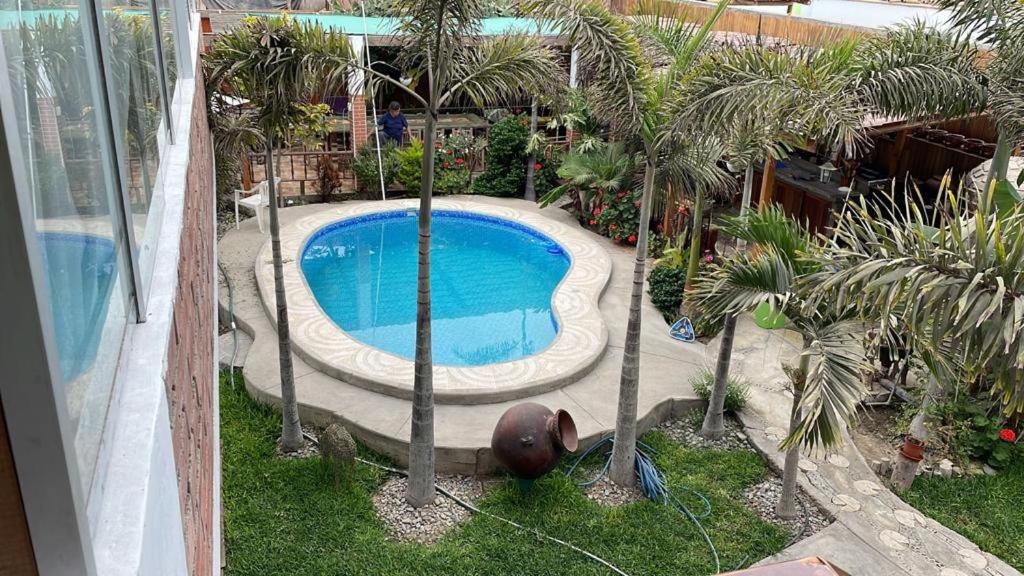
[524,98,539,202]
[701,163,755,439]
[266,134,304,453]
[891,373,942,493]
[684,189,705,291]
[701,313,735,439]
[609,160,656,486]
[776,339,810,520]
[406,110,437,508]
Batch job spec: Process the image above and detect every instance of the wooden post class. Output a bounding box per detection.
[758,159,776,212]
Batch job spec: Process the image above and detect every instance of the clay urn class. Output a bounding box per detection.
[491,402,578,480]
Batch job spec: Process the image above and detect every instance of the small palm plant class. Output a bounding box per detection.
[690,206,867,518]
[540,142,637,219]
[206,16,353,454]
[806,181,1024,490]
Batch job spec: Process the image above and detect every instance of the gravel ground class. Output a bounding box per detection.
[275,426,321,459]
[583,476,646,507]
[373,475,484,544]
[657,411,754,452]
[743,477,832,542]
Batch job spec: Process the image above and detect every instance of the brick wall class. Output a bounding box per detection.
[351,93,368,153]
[165,67,215,576]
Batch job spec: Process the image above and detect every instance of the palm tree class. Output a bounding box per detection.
[692,206,866,517]
[206,16,353,453]
[935,0,1024,191]
[343,1,562,507]
[533,0,734,486]
[807,182,1024,490]
[681,24,984,440]
[539,141,637,217]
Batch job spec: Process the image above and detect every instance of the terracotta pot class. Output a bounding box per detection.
[491,403,578,480]
[900,436,925,462]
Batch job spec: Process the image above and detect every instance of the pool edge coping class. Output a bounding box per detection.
[254,198,612,404]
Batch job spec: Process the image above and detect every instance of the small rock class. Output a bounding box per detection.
[952,466,962,477]
[982,464,998,476]
[938,459,953,478]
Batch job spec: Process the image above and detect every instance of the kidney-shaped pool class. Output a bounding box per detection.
[301,210,571,366]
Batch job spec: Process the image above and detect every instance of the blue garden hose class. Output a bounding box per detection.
[566,436,721,574]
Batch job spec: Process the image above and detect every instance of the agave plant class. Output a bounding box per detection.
[691,206,867,518]
[806,180,1024,489]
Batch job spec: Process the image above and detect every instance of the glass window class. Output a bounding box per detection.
[155,0,177,95]
[0,1,131,496]
[98,1,165,288]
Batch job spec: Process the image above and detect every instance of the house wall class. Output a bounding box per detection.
[165,58,216,576]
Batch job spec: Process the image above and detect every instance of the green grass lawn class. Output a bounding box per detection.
[221,373,790,576]
[904,451,1024,571]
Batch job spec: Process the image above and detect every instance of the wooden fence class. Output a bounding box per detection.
[623,0,875,46]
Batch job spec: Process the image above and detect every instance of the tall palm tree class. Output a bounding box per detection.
[341,0,563,507]
[692,206,866,517]
[533,0,733,486]
[206,16,353,453]
[681,23,984,440]
[807,183,1024,490]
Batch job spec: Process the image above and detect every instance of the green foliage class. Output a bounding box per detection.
[472,115,529,197]
[220,371,790,576]
[287,103,332,149]
[594,188,641,243]
[433,133,478,195]
[540,143,636,210]
[396,139,424,193]
[690,370,750,413]
[533,152,563,200]
[648,264,687,322]
[693,313,725,340]
[906,449,1024,571]
[930,396,1017,469]
[352,142,399,199]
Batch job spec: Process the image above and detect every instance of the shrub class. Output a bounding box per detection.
[533,151,563,199]
[690,370,750,413]
[352,142,398,199]
[396,139,424,193]
[594,188,641,244]
[433,134,475,195]
[472,115,529,197]
[648,264,686,322]
[931,396,1018,469]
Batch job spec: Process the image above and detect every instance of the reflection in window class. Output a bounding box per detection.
[100,2,164,286]
[1,3,130,496]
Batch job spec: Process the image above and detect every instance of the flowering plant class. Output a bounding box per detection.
[1000,428,1016,443]
[594,188,641,244]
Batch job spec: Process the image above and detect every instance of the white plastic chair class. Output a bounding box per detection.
[234,177,281,233]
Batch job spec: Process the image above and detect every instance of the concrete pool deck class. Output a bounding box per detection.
[219,196,706,473]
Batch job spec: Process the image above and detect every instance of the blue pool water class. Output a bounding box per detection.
[301,210,571,366]
[37,232,117,383]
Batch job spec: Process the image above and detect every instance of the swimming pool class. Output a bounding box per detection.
[301,210,571,366]
[37,232,117,383]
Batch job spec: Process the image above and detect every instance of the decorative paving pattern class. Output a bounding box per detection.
[255,199,612,403]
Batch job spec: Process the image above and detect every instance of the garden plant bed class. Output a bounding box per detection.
[221,372,795,575]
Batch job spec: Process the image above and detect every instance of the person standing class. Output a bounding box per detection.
[377,101,413,146]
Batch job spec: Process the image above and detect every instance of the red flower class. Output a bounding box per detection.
[455,157,465,165]
[627,234,637,244]
[1000,428,1016,442]
[593,207,602,216]
[633,200,641,208]
[677,206,687,215]
[435,142,442,149]
[589,219,597,225]
[704,254,714,263]
[443,161,450,168]
[534,163,542,171]
[609,224,618,231]
[617,191,627,199]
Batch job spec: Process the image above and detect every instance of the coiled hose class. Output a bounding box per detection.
[566,436,720,574]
